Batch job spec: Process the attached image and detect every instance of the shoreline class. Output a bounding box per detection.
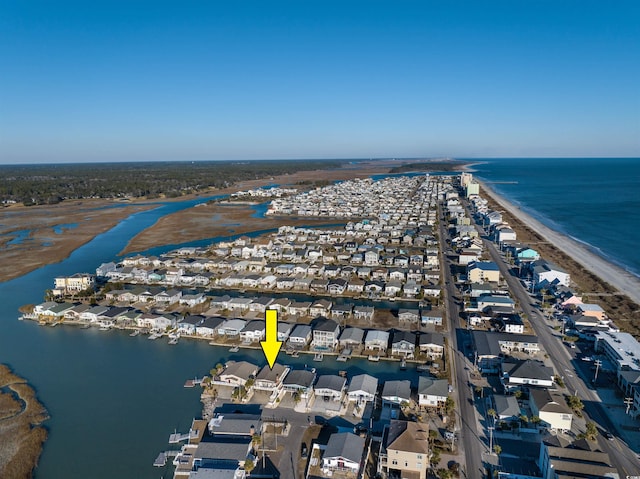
[478,180,640,306]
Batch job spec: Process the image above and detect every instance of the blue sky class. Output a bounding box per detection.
[1,0,639,163]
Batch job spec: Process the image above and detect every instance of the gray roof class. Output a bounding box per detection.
[283,369,315,388]
[323,432,365,464]
[419,332,444,347]
[256,363,287,383]
[315,375,347,393]
[494,395,520,418]
[208,413,261,435]
[241,320,265,332]
[348,374,378,396]
[417,377,449,398]
[382,380,411,400]
[530,389,572,415]
[392,330,416,345]
[289,324,312,338]
[502,359,554,381]
[195,438,251,462]
[221,361,258,380]
[339,327,365,344]
[313,317,340,332]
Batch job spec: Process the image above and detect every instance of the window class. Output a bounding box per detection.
[417,455,423,459]
[392,460,398,465]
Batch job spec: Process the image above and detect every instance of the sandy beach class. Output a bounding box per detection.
[479,180,640,306]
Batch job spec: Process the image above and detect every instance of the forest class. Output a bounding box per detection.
[0,160,343,206]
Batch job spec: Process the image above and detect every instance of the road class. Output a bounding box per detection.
[461,197,640,477]
[438,203,488,478]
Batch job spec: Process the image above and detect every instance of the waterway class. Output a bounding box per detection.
[0,190,425,478]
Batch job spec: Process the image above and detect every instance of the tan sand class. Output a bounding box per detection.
[479,180,640,306]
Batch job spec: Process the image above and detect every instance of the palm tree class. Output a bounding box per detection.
[486,408,497,426]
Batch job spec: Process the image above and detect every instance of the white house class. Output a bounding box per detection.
[347,374,378,404]
[322,433,366,475]
[530,389,573,432]
[417,377,449,409]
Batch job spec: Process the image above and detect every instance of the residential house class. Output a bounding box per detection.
[538,432,617,479]
[347,374,378,404]
[417,377,449,409]
[282,369,316,398]
[322,432,366,475]
[529,389,573,432]
[196,316,226,337]
[501,359,555,393]
[218,319,247,338]
[218,361,259,387]
[532,260,570,289]
[277,322,293,342]
[379,420,430,479]
[239,320,266,343]
[418,332,445,360]
[494,395,521,424]
[381,380,411,408]
[364,330,390,353]
[398,308,420,324]
[178,315,205,335]
[467,261,501,283]
[287,324,312,349]
[391,331,416,358]
[254,363,289,393]
[311,317,341,351]
[354,306,375,321]
[310,299,332,317]
[338,327,365,349]
[314,375,347,402]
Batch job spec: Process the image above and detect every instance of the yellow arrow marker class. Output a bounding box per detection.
[261,309,282,369]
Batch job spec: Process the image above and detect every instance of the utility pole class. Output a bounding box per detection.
[625,397,633,415]
[593,359,602,383]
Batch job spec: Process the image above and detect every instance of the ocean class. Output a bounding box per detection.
[466,158,640,278]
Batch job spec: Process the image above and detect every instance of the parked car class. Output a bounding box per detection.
[301,442,308,458]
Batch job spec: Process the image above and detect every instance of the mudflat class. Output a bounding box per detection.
[0,200,155,283]
[0,364,49,479]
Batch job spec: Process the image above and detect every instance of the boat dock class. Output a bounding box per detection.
[184,377,205,388]
[313,352,324,362]
[153,450,179,467]
[169,430,199,443]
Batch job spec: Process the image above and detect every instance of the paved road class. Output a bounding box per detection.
[438,203,487,478]
[463,199,640,477]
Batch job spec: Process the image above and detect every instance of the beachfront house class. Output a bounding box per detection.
[195,316,226,337]
[531,259,570,289]
[254,363,289,393]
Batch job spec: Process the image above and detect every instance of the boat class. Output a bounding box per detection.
[168,337,179,345]
[129,330,140,337]
[229,346,239,353]
[290,350,300,358]
[313,353,324,362]
[416,364,430,372]
[400,359,407,370]
[368,355,380,362]
[148,332,161,340]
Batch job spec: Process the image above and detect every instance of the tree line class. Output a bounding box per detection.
[0,160,344,206]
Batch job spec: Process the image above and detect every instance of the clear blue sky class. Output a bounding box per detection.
[1,0,639,163]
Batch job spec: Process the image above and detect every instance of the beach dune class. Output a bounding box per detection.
[479,180,640,306]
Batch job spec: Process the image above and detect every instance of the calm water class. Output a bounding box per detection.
[468,158,640,278]
[0,192,414,479]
